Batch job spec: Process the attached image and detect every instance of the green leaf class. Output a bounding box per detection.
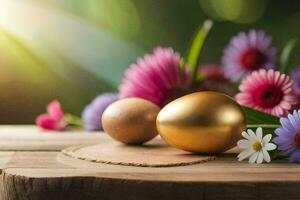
[247,124,281,129]
[186,20,213,82]
[280,38,297,74]
[269,149,285,160]
[242,106,280,125]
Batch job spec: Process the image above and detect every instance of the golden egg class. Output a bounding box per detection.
[102,98,160,145]
[156,92,246,153]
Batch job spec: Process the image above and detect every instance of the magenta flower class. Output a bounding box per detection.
[273,109,300,163]
[236,69,297,117]
[36,100,67,131]
[198,65,237,96]
[199,65,225,81]
[119,47,191,107]
[222,30,276,81]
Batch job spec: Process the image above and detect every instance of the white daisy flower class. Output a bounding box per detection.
[237,127,277,164]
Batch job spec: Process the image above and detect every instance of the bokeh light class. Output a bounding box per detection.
[199,0,268,24]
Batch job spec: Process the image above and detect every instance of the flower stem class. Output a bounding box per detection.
[64,113,83,127]
[246,124,281,129]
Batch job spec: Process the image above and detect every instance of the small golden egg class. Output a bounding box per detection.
[102,98,160,145]
[156,92,246,153]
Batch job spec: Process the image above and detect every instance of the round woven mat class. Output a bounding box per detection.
[62,138,216,167]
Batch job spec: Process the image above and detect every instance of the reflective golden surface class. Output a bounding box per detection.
[156,92,246,153]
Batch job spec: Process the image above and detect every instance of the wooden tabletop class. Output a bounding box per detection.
[0,126,299,200]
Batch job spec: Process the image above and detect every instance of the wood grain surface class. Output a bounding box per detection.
[0,126,299,200]
[0,125,102,150]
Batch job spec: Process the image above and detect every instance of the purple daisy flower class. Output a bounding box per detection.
[292,67,300,96]
[119,47,191,107]
[273,109,300,162]
[222,30,277,81]
[82,93,118,131]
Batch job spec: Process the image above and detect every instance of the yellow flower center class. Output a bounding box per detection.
[252,141,262,151]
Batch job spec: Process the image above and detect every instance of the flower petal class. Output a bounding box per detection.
[256,152,264,164]
[248,129,257,140]
[289,150,300,163]
[237,139,250,149]
[262,134,272,145]
[47,100,65,121]
[238,149,254,161]
[249,152,259,164]
[241,131,251,140]
[265,143,277,151]
[256,127,263,140]
[36,114,66,131]
[262,148,271,162]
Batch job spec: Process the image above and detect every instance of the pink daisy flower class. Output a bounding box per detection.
[222,30,276,81]
[199,65,225,81]
[198,64,237,96]
[119,47,191,107]
[236,69,297,117]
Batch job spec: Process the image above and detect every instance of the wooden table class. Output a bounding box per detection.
[0,126,299,200]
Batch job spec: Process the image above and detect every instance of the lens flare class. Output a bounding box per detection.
[0,0,143,86]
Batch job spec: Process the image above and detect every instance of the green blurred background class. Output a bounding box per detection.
[0,0,300,123]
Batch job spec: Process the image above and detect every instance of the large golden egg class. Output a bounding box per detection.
[156,92,246,153]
